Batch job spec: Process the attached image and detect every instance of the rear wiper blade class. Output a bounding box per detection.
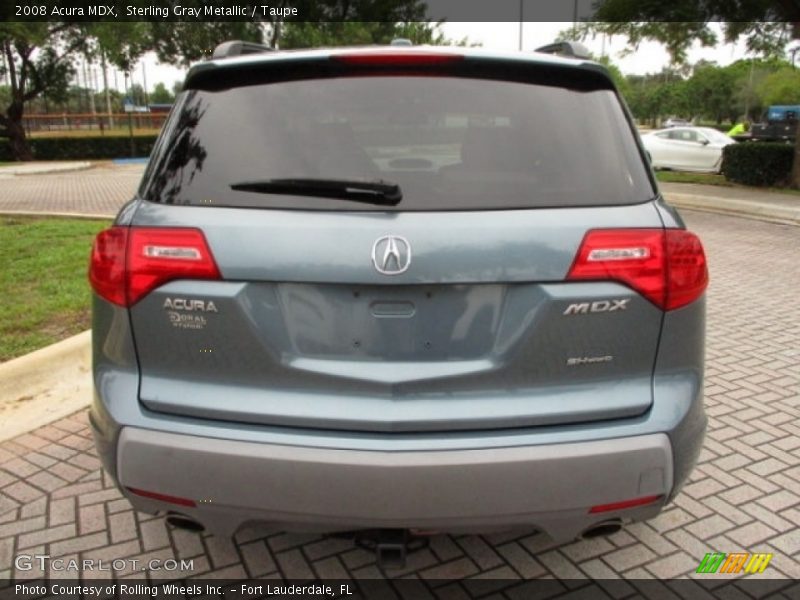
[229,178,402,206]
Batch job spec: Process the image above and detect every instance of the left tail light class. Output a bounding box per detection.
[89,227,221,307]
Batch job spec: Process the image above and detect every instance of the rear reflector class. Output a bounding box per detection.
[127,487,196,508]
[331,52,463,66]
[89,227,221,307]
[567,229,708,311]
[88,227,128,307]
[589,494,662,514]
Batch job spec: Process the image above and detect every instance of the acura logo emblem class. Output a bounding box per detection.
[371,235,411,275]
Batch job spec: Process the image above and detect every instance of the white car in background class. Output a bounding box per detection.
[641,127,737,173]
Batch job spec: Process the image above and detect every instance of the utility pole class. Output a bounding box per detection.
[124,71,134,157]
[518,0,523,51]
[744,59,755,120]
[141,60,149,107]
[101,50,115,129]
[84,60,96,117]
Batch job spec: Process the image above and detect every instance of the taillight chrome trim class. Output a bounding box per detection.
[587,247,651,261]
[142,245,203,260]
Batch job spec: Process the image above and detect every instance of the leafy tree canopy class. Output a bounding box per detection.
[577,1,800,185]
[580,2,799,63]
[1,0,449,160]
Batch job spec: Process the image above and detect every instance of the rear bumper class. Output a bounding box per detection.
[113,427,673,541]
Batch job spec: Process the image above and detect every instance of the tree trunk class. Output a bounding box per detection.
[5,102,33,161]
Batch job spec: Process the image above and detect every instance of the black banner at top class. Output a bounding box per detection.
[5,0,589,23]
[3,0,794,23]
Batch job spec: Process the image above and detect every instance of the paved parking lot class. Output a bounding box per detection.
[0,166,799,591]
[0,163,141,217]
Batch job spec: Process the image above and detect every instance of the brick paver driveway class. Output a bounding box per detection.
[0,163,140,217]
[0,166,798,591]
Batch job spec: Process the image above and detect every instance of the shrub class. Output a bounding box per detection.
[722,142,795,187]
[0,136,158,161]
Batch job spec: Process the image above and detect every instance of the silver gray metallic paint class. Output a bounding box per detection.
[90,44,706,539]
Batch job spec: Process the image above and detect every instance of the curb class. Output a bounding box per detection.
[0,330,92,442]
[0,210,113,220]
[665,192,800,227]
[0,161,93,178]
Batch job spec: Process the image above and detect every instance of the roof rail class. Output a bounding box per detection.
[534,41,592,60]
[212,40,274,60]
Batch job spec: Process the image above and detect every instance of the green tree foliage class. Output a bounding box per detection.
[279,22,396,48]
[686,62,738,124]
[147,22,264,65]
[2,1,456,160]
[127,83,146,106]
[149,82,175,105]
[393,21,473,46]
[596,56,631,99]
[622,70,690,126]
[0,22,150,159]
[279,20,467,50]
[756,67,800,105]
[1,23,86,158]
[617,59,795,127]
[578,1,800,186]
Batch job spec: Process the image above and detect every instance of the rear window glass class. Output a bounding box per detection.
[141,75,655,211]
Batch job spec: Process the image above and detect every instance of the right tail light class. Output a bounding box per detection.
[567,228,708,311]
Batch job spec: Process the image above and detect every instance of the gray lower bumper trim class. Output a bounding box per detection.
[118,428,673,536]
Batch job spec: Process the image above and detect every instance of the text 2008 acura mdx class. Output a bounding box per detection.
[89,42,708,560]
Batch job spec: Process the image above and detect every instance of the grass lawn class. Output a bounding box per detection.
[655,170,800,196]
[29,128,161,138]
[0,216,111,362]
[655,171,728,186]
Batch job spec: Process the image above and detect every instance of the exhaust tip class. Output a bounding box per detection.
[582,520,623,539]
[166,513,205,533]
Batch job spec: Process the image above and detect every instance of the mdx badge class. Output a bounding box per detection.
[372,235,411,275]
[563,299,629,315]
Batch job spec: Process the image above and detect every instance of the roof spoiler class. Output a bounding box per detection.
[212,40,274,60]
[534,41,592,60]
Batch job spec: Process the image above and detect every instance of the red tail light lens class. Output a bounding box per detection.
[89,227,129,307]
[89,227,221,307]
[567,229,708,311]
[567,229,668,308]
[127,228,221,306]
[331,52,463,66]
[664,229,709,311]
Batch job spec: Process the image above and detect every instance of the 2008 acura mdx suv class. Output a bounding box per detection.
[89,42,708,558]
